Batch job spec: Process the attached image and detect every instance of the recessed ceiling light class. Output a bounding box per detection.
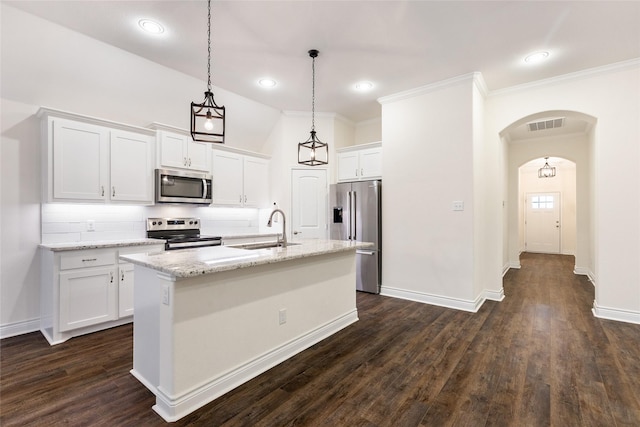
[258,78,277,88]
[355,81,374,91]
[138,19,165,35]
[524,51,549,64]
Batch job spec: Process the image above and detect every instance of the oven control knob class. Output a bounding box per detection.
[189,220,194,225]
[152,221,157,225]
[158,221,163,226]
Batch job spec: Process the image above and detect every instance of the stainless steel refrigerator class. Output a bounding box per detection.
[329,180,381,293]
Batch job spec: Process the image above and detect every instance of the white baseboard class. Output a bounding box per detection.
[573,266,590,276]
[0,318,40,340]
[147,309,359,422]
[484,288,505,302]
[380,286,485,313]
[592,301,640,325]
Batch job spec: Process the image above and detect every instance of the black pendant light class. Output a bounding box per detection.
[298,49,328,166]
[191,0,225,143]
[538,157,556,178]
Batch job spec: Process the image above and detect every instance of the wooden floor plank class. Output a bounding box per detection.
[2,252,640,426]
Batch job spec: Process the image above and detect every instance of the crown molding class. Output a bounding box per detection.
[377,72,479,105]
[489,57,640,97]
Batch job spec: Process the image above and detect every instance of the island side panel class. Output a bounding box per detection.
[157,250,357,420]
[131,266,167,392]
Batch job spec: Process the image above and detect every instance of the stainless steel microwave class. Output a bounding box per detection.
[155,169,212,205]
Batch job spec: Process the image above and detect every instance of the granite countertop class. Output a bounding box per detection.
[220,233,280,240]
[39,239,165,251]
[120,239,373,279]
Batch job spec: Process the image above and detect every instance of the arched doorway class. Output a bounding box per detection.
[501,110,596,276]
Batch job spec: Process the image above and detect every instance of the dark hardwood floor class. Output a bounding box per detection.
[2,253,640,426]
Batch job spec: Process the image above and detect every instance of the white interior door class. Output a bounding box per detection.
[291,169,327,239]
[525,192,561,253]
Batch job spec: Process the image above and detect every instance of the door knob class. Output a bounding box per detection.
[293,231,301,235]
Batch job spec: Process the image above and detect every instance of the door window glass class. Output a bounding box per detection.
[531,195,554,209]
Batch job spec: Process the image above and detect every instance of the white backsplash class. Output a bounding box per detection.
[41,204,263,244]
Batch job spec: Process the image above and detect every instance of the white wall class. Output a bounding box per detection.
[379,75,478,309]
[0,5,281,334]
[487,60,640,323]
[355,118,382,145]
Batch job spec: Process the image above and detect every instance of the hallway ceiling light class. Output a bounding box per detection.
[524,51,550,64]
[298,49,328,166]
[258,78,277,88]
[355,81,374,91]
[138,19,164,35]
[190,0,225,143]
[538,157,556,178]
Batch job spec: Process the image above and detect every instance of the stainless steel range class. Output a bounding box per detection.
[146,217,222,250]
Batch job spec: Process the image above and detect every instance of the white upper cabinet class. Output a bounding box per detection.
[336,142,382,182]
[157,129,211,172]
[211,150,243,206]
[336,151,359,182]
[51,118,109,201]
[40,110,155,204]
[243,156,269,207]
[211,149,269,207]
[110,130,153,203]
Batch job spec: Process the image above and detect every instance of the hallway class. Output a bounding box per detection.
[1,253,639,426]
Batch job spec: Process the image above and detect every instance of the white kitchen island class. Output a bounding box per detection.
[120,239,371,422]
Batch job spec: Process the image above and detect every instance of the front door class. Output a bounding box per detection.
[525,192,561,253]
[291,169,327,239]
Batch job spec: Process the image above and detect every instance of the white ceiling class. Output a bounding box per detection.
[6,1,640,123]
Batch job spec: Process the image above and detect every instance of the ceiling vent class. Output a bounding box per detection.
[527,117,565,132]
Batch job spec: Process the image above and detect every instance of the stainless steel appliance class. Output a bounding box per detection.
[146,217,221,250]
[155,169,212,205]
[330,180,381,293]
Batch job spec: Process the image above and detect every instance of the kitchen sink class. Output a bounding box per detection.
[230,242,301,250]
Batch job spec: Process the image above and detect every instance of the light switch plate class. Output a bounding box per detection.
[86,220,95,231]
[452,201,464,211]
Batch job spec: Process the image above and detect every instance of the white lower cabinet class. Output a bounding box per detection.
[118,262,135,318]
[40,244,164,345]
[59,265,117,332]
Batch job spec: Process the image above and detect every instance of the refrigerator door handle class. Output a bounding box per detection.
[352,191,357,240]
[356,250,375,255]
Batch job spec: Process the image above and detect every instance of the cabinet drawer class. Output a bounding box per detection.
[60,250,115,270]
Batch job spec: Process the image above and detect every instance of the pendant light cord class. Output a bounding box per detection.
[311,54,316,132]
[207,0,212,93]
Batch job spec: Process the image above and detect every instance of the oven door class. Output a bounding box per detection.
[155,169,212,205]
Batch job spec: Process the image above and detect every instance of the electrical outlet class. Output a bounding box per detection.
[452,201,464,211]
[86,220,96,231]
[162,285,170,305]
[279,308,287,325]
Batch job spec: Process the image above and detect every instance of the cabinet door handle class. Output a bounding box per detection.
[184,157,187,166]
[110,272,114,283]
[361,168,364,176]
[101,186,105,197]
[188,158,192,167]
[121,271,125,281]
[112,186,116,197]
[81,258,97,262]
[244,195,247,203]
[239,195,242,203]
[355,168,358,176]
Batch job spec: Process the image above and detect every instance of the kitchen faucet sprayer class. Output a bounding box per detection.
[267,208,287,247]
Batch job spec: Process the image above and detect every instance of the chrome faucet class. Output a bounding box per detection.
[267,208,287,247]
